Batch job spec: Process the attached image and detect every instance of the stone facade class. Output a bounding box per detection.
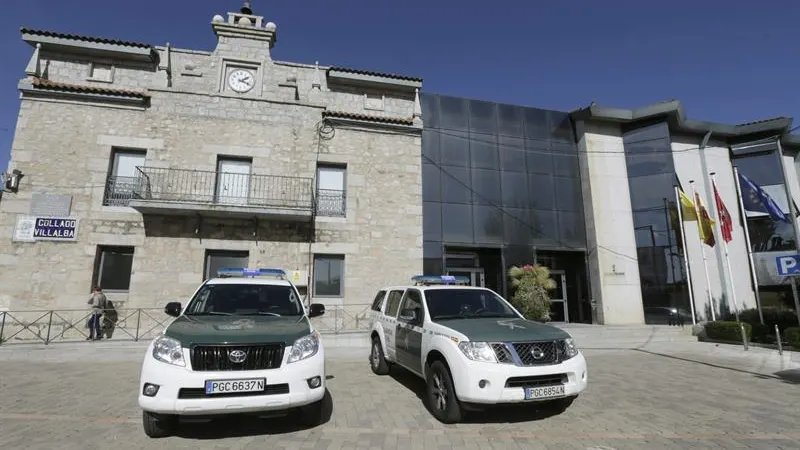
[0,6,424,314]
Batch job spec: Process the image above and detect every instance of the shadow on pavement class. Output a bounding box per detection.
[171,388,334,439]
[388,366,568,424]
[774,369,800,385]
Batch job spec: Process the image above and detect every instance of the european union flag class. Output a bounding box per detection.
[737,172,790,223]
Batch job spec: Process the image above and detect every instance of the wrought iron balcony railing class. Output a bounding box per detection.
[316,189,346,217]
[131,167,314,211]
[103,176,139,206]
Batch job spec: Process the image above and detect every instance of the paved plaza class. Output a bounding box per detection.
[1,340,799,450]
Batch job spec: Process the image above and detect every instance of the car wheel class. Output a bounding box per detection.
[142,411,176,438]
[425,360,462,424]
[370,337,390,375]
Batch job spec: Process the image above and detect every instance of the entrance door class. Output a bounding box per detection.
[215,158,251,205]
[445,268,485,287]
[548,270,569,322]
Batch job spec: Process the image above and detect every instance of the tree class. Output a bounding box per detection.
[508,264,556,321]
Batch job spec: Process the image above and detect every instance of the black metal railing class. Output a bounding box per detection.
[103,176,140,206]
[0,304,373,346]
[132,167,315,211]
[316,189,346,217]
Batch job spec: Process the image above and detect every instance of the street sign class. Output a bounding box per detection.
[775,254,800,276]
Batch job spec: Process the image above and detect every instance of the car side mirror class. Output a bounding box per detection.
[399,308,417,322]
[308,303,325,318]
[164,302,182,317]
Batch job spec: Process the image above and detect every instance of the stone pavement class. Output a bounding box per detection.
[1,342,799,450]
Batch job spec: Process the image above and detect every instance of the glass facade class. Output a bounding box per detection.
[420,93,590,322]
[621,122,691,322]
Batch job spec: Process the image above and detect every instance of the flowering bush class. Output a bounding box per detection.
[507,264,556,322]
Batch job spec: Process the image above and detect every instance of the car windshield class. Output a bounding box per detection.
[425,289,520,321]
[185,283,303,317]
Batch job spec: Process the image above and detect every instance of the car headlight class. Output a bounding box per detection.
[562,338,579,359]
[152,335,185,367]
[287,331,320,364]
[457,341,498,363]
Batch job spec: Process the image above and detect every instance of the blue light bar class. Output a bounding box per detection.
[216,268,287,278]
[411,275,470,285]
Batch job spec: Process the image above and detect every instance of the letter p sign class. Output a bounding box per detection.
[776,255,800,276]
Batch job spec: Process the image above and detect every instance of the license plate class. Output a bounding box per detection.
[524,384,565,400]
[204,378,266,395]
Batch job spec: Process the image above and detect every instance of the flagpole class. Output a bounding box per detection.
[775,140,800,327]
[675,185,697,325]
[709,172,740,322]
[733,166,765,325]
[690,179,716,321]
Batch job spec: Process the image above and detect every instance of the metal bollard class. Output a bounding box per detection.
[740,323,749,351]
[775,324,783,355]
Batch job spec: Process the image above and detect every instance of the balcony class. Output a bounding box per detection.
[316,189,346,218]
[125,167,315,221]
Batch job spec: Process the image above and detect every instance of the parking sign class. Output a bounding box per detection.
[775,254,800,276]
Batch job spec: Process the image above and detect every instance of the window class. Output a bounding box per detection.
[94,246,134,291]
[89,62,113,82]
[364,93,384,111]
[215,156,252,206]
[398,289,424,326]
[184,283,303,317]
[425,288,519,322]
[385,289,405,317]
[104,148,146,206]
[313,254,344,297]
[204,250,249,280]
[316,164,346,217]
[370,290,387,311]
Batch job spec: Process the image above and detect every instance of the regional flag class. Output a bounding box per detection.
[737,171,790,224]
[695,192,716,247]
[679,189,698,221]
[712,180,733,243]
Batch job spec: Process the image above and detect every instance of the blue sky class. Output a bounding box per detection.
[1,0,799,170]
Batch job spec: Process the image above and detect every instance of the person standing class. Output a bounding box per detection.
[87,286,106,341]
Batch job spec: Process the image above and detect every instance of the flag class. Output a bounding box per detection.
[678,189,698,221]
[695,192,716,247]
[712,180,733,243]
[737,171,790,223]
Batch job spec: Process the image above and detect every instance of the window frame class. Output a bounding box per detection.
[316,164,347,217]
[397,288,425,326]
[93,245,135,292]
[312,254,345,298]
[103,147,146,207]
[385,289,405,318]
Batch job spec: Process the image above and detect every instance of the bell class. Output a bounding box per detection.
[240,1,253,15]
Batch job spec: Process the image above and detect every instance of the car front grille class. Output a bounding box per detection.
[190,344,285,371]
[491,340,570,366]
[505,373,567,388]
[177,383,290,399]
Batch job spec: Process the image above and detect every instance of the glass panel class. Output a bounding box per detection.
[733,151,784,186]
[419,93,439,129]
[498,104,524,137]
[471,168,502,205]
[423,241,443,275]
[549,273,565,299]
[525,141,552,174]
[422,163,441,202]
[113,152,146,177]
[531,209,559,246]
[553,154,579,178]
[440,131,469,167]
[313,255,344,297]
[422,129,440,164]
[549,300,566,322]
[550,112,574,142]
[440,165,471,204]
[317,167,344,190]
[470,135,499,170]
[554,176,581,212]
[628,173,677,209]
[558,211,586,247]
[623,122,669,147]
[99,247,135,291]
[500,144,526,172]
[503,208,531,245]
[439,96,469,131]
[473,204,504,244]
[626,153,674,178]
[423,201,442,241]
[523,108,549,139]
[528,174,555,210]
[501,171,529,207]
[469,99,497,135]
[441,203,474,243]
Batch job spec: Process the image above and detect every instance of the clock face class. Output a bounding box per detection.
[227,69,255,93]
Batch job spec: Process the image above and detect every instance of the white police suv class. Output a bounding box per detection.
[138,268,328,438]
[368,275,588,423]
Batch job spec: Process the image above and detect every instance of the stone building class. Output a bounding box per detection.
[0,3,424,314]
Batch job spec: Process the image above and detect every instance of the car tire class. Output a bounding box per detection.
[142,411,176,438]
[425,360,462,424]
[370,336,390,375]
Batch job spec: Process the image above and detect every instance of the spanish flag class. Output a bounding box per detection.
[694,192,716,247]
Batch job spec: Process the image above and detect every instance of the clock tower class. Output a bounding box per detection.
[211,1,277,61]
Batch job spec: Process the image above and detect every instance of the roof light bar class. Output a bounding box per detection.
[216,268,287,279]
[411,275,471,286]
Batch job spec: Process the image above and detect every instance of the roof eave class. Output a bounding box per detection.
[22,31,159,64]
[326,69,422,92]
[18,79,150,107]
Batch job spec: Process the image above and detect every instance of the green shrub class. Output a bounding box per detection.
[785,327,800,349]
[508,264,556,322]
[705,321,752,342]
[723,308,799,344]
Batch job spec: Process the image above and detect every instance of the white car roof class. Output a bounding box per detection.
[204,277,293,286]
[379,285,492,292]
